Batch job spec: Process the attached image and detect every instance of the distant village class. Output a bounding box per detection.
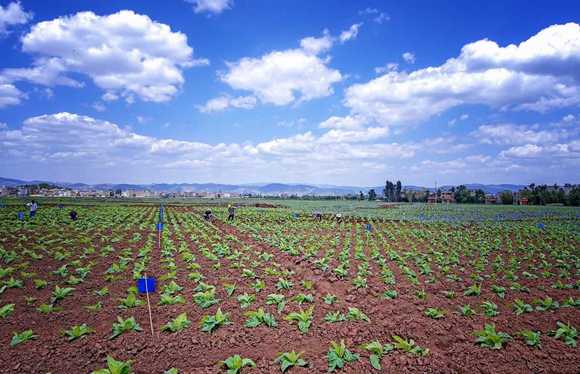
[1,181,578,206]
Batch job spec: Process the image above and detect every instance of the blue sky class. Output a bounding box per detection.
[0,0,579,186]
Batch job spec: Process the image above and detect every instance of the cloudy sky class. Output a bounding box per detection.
[0,0,579,186]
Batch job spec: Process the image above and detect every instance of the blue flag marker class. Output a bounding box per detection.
[365,223,372,232]
[17,211,24,221]
[137,277,157,294]
[537,223,545,230]
[156,222,164,231]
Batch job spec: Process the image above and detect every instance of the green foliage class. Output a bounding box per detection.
[512,299,533,315]
[324,311,346,323]
[518,330,541,348]
[276,278,293,291]
[111,316,142,339]
[33,279,48,289]
[292,293,314,305]
[0,303,15,318]
[224,283,236,297]
[285,306,314,333]
[162,313,191,333]
[63,324,94,341]
[275,351,308,373]
[464,284,481,296]
[193,289,220,309]
[220,355,256,374]
[391,335,429,356]
[244,308,277,328]
[327,340,359,372]
[91,356,132,374]
[10,329,37,347]
[200,308,231,333]
[361,340,394,370]
[266,294,286,313]
[481,301,499,317]
[237,293,256,309]
[458,304,476,317]
[323,293,337,305]
[347,307,369,322]
[118,292,143,309]
[424,307,445,319]
[474,324,511,349]
[159,294,185,305]
[551,322,577,347]
[37,303,63,314]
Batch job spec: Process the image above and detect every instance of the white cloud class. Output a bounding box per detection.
[221,31,342,106]
[402,52,415,64]
[198,95,257,113]
[472,123,573,145]
[4,10,204,104]
[0,122,7,129]
[344,23,580,126]
[0,82,25,108]
[186,0,233,14]
[0,1,32,34]
[563,114,575,123]
[339,23,362,43]
[448,113,469,125]
[358,8,389,24]
[92,102,106,112]
[374,62,398,74]
[498,143,578,159]
[319,115,367,130]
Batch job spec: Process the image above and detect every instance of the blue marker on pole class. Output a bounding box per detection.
[156,222,164,231]
[17,211,25,221]
[365,223,372,232]
[137,277,157,294]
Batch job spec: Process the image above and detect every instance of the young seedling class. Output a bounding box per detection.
[266,294,286,314]
[347,307,369,322]
[323,293,337,305]
[91,356,132,374]
[424,307,445,319]
[237,293,256,309]
[458,305,476,317]
[327,340,359,372]
[220,355,255,374]
[0,303,15,318]
[110,316,143,339]
[301,280,314,290]
[512,299,533,315]
[118,292,143,309]
[550,322,577,347]
[391,335,429,356]
[251,279,265,293]
[293,293,314,305]
[63,324,94,341]
[324,311,346,323]
[193,289,220,309]
[535,297,559,312]
[33,279,48,289]
[285,306,314,333]
[223,283,236,297]
[481,301,499,317]
[518,330,541,348]
[162,313,191,333]
[464,284,481,296]
[275,351,308,373]
[361,340,394,370]
[491,285,506,299]
[10,329,37,347]
[85,302,103,312]
[200,308,231,333]
[159,294,185,305]
[276,278,293,291]
[94,287,109,297]
[51,285,75,304]
[244,308,277,328]
[473,324,511,349]
[37,303,63,314]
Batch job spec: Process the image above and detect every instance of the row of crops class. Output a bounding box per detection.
[0,203,578,373]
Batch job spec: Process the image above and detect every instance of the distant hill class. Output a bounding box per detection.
[0,177,527,195]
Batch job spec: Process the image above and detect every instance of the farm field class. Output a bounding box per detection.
[0,202,579,373]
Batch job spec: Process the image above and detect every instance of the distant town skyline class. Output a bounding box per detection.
[0,1,579,186]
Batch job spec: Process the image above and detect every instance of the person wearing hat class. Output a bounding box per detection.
[227,204,235,222]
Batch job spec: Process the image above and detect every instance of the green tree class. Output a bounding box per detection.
[499,191,513,205]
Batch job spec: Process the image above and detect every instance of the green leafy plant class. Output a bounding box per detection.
[63,324,94,341]
[10,329,37,347]
[535,297,559,312]
[323,293,337,305]
[95,287,109,296]
[237,293,256,309]
[518,330,541,348]
[327,340,359,372]
[266,294,286,313]
[200,308,231,333]
[458,304,476,317]
[424,307,445,319]
[91,356,132,374]
[550,322,577,347]
[464,284,481,296]
[473,324,511,349]
[220,355,255,374]
[275,351,308,373]
[118,292,143,309]
[481,301,499,317]
[33,279,48,289]
[37,303,63,314]
[51,285,75,304]
[193,289,220,309]
[391,335,429,356]
[0,303,15,318]
[347,307,369,322]
[162,312,191,333]
[111,316,142,339]
[276,278,293,291]
[512,299,533,315]
[361,340,394,370]
[224,283,236,297]
[159,294,185,305]
[293,293,314,305]
[285,306,314,333]
[491,285,506,299]
[85,301,103,312]
[244,308,277,328]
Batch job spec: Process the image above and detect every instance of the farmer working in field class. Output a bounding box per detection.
[204,209,213,221]
[69,210,78,221]
[227,204,235,222]
[28,200,38,218]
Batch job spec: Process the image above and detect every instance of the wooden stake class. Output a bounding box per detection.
[144,273,155,338]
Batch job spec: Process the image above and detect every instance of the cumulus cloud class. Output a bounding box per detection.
[358,8,389,24]
[344,23,580,126]
[221,31,342,106]
[0,1,32,35]
[0,82,25,108]
[198,95,257,113]
[186,0,233,14]
[402,52,415,64]
[472,123,572,146]
[339,23,362,43]
[2,10,205,104]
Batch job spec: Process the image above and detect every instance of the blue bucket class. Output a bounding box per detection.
[137,278,157,294]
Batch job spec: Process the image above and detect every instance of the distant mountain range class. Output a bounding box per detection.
[0,177,529,195]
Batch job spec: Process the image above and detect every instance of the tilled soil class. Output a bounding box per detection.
[0,209,578,374]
